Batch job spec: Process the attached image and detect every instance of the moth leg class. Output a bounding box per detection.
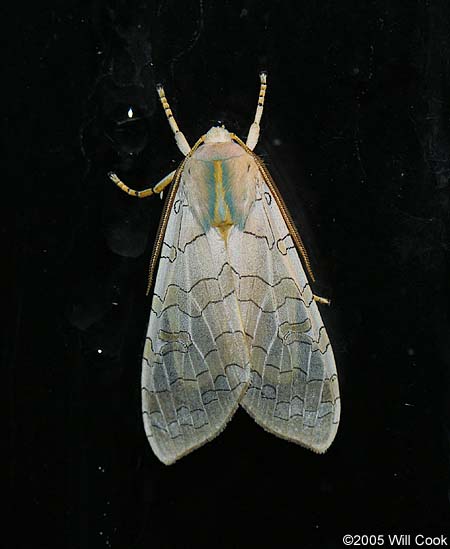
[108,170,175,198]
[156,84,191,156]
[246,71,268,151]
[313,294,331,306]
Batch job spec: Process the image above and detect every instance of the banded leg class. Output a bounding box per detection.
[156,84,191,155]
[108,170,175,198]
[313,294,331,306]
[246,71,268,150]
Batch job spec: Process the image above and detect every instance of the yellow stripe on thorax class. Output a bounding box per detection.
[213,160,233,239]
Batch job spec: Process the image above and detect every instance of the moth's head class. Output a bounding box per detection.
[204,126,232,144]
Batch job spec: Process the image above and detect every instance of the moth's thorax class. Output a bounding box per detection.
[183,138,259,239]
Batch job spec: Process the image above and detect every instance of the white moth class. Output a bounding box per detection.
[109,73,340,465]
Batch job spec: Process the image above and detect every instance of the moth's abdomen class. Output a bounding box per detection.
[184,143,258,238]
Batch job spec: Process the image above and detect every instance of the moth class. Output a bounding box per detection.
[109,73,340,465]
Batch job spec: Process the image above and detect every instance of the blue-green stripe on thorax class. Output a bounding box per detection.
[205,159,243,230]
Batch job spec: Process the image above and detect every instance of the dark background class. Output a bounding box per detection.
[7,1,450,547]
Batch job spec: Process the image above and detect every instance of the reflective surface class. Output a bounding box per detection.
[7,1,449,547]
